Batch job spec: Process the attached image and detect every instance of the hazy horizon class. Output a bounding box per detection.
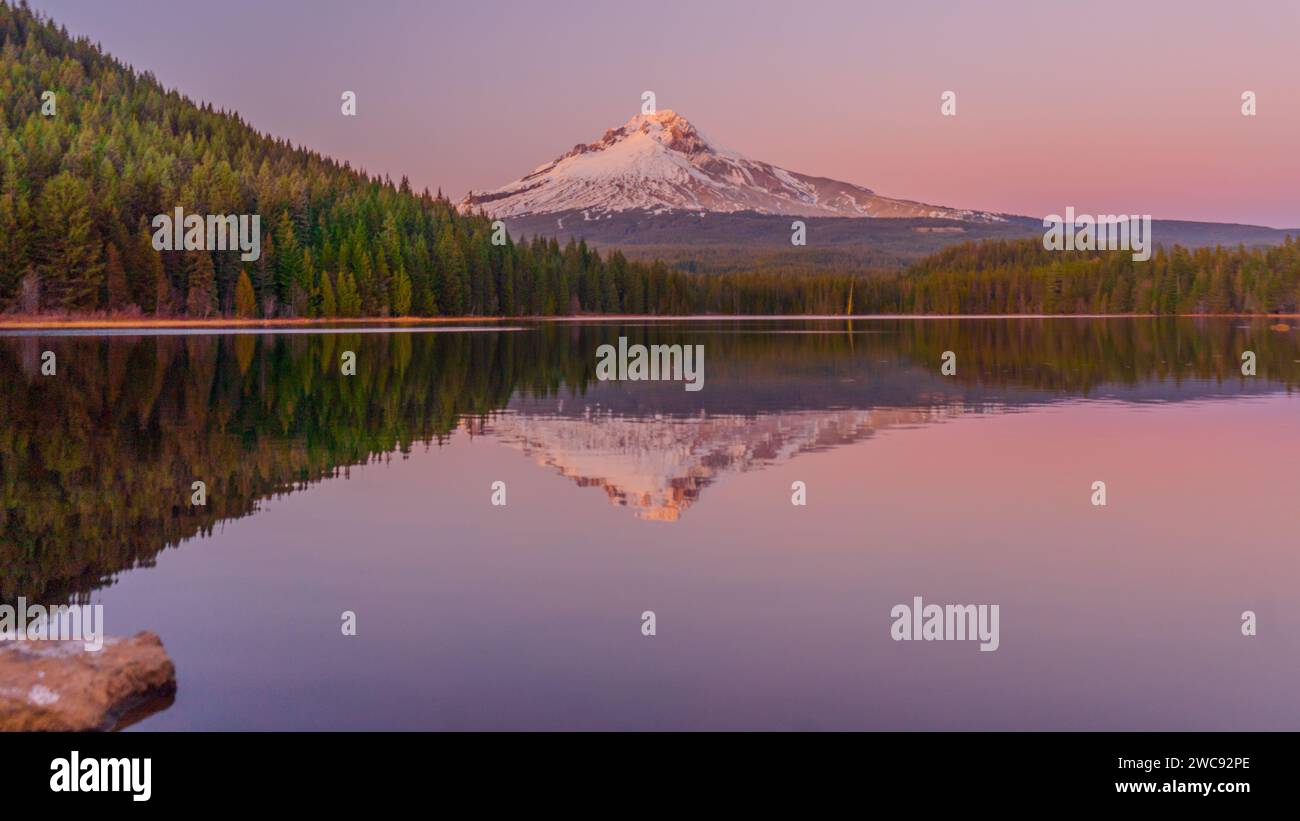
[27,0,1300,227]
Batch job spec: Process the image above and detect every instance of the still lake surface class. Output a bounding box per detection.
[1,318,1297,730]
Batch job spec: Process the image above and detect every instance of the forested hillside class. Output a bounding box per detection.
[0,0,682,318]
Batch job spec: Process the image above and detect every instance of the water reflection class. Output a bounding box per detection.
[1,318,1295,602]
[483,406,950,520]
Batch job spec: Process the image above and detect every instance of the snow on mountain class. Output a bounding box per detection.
[477,405,946,521]
[459,110,1002,221]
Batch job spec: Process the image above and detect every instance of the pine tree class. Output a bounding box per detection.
[372,248,391,316]
[35,172,102,311]
[256,230,277,317]
[151,248,173,316]
[274,209,302,308]
[104,242,130,312]
[435,230,465,316]
[0,186,28,308]
[185,251,217,317]
[234,268,257,318]
[336,269,361,317]
[293,248,316,317]
[390,264,412,316]
[319,271,337,317]
[498,251,516,316]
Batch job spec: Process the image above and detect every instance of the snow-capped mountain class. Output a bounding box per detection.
[459,110,1002,221]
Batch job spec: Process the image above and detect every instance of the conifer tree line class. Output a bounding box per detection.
[890,237,1300,315]
[582,237,1300,315]
[3,2,1298,319]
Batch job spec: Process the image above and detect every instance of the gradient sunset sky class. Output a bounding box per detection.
[35,0,1300,226]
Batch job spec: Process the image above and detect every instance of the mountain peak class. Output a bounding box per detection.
[459,111,1002,222]
[629,108,682,124]
[620,109,693,134]
[620,109,709,139]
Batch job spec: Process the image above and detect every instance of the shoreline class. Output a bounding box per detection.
[0,313,1297,330]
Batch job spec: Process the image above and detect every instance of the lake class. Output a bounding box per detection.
[1,318,1297,730]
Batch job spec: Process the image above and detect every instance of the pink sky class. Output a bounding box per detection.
[36,0,1300,226]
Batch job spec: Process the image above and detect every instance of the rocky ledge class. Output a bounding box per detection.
[0,631,177,731]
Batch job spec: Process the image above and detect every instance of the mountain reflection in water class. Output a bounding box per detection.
[1,318,1295,602]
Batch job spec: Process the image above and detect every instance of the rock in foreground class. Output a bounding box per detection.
[0,631,176,731]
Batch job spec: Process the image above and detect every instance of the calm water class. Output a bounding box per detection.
[1,318,1297,730]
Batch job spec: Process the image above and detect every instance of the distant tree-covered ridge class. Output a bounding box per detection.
[2,1,1297,318]
[892,238,1300,315]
